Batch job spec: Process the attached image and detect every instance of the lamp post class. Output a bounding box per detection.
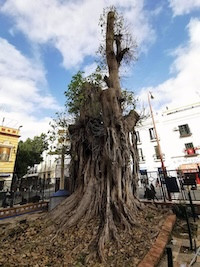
[49,128,70,211]
[148,92,171,201]
[60,146,65,190]
[57,127,71,191]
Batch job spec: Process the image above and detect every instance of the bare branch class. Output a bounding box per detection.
[104,75,111,87]
[116,47,129,65]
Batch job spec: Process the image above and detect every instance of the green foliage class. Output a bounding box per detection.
[121,89,137,114]
[64,67,103,117]
[15,134,48,178]
[64,67,138,119]
[86,66,103,86]
[65,71,86,116]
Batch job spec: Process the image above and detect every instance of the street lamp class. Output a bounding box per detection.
[49,128,70,211]
[57,129,70,190]
[148,92,171,201]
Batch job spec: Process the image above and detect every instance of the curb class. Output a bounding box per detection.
[138,214,176,267]
[0,201,48,220]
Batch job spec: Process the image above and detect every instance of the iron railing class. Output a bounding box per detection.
[0,169,200,208]
[138,169,200,202]
[0,177,70,208]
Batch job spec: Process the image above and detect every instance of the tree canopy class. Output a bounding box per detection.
[15,133,48,178]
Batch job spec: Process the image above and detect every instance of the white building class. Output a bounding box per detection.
[23,152,71,192]
[136,102,200,182]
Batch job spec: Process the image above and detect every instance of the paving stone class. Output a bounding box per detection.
[158,217,200,267]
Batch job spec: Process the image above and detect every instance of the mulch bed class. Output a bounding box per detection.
[0,205,170,266]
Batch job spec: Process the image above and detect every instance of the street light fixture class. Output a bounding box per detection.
[148,92,171,201]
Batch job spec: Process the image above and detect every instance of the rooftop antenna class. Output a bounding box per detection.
[2,117,5,126]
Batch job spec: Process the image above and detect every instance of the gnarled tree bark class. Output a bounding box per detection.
[49,10,141,262]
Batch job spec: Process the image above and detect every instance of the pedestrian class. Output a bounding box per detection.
[150,183,158,200]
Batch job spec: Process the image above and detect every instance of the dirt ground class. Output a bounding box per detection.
[0,206,169,267]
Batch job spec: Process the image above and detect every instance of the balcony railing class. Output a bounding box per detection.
[153,153,165,161]
[185,148,198,157]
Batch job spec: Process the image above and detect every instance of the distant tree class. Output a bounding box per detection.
[48,112,71,190]
[15,134,48,178]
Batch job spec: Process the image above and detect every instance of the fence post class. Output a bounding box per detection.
[188,190,196,222]
[166,246,173,267]
[159,175,166,202]
[183,206,193,250]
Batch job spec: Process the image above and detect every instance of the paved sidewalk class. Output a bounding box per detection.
[158,217,200,266]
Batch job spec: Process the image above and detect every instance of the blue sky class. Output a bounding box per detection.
[0,0,200,139]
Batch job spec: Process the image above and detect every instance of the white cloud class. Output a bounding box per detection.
[138,18,200,112]
[0,38,60,139]
[1,0,156,69]
[169,0,200,16]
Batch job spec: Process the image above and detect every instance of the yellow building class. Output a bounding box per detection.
[0,126,20,191]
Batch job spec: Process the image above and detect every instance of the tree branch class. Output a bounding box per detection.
[115,34,122,57]
[116,48,129,65]
[124,110,140,132]
[106,11,121,98]
[104,75,111,88]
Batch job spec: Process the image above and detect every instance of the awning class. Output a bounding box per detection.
[0,174,11,177]
[178,163,199,173]
[22,173,39,178]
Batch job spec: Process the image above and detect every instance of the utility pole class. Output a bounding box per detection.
[58,128,70,191]
[60,146,65,190]
[148,92,171,201]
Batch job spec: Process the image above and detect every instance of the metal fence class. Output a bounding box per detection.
[137,169,200,202]
[0,177,70,208]
[1,169,200,209]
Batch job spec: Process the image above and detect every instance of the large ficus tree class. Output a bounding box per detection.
[50,9,140,261]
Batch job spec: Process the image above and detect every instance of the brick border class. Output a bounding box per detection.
[138,214,176,267]
[0,201,48,220]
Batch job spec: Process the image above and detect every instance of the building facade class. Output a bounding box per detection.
[22,127,71,194]
[23,152,71,193]
[0,126,20,190]
[136,102,200,182]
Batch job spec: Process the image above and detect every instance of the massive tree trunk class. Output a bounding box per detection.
[49,11,140,262]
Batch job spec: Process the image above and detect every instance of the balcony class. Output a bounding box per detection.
[153,154,165,162]
[185,148,198,157]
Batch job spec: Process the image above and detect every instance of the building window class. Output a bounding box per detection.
[138,148,145,162]
[154,146,160,159]
[185,143,196,155]
[185,143,194,149]
[178,124,191,137]
[149,128,156,140]
[136,131,141,143]
[0,146,11,162]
